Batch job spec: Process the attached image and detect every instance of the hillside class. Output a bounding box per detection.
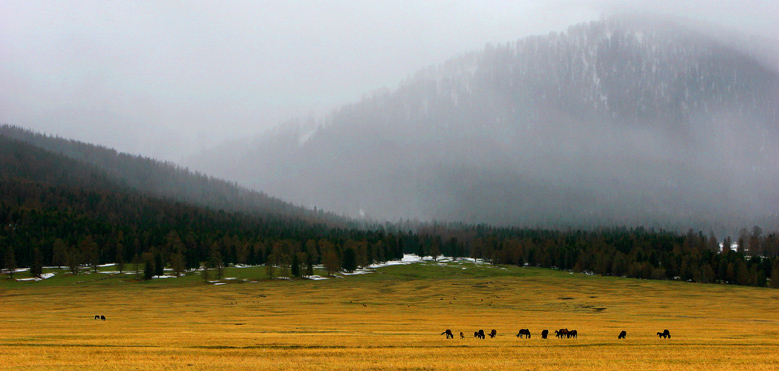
[187,16,779,234]
[0,125,349,223]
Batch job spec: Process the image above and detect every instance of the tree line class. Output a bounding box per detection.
[2,127,778,287]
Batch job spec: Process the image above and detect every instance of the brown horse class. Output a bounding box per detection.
[516,329,531,338]
[441,329,454,339]
[618,330,627,339]
[489,329,497,338]
[555,329,569,338]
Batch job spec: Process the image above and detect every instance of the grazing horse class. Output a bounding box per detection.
[618,330,627,339]
[460,332,465,339]
[555,329,569,338]
[541,329,549,339]
[474,330,485,339]
[657,329,671,338]
[489,329,497,338]
[94,315,100,320]
[516,329,531,338]
[100,315,105,321]
[441,329,454,339]
[568,330,577,338]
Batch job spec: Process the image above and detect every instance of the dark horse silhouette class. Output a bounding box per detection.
[94,315,105,321]
[441,329,454,339]
[568,329,578,338]
[618,330,627,339]
[555,329,569,338]
[541,329,549,339]
[657,329,671,338]
[489,329,497,338]
[474,330,485,339]
[516,329,531,338]
[460,332,465,339]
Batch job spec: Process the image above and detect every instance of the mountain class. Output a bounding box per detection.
[0,125,350,225]
[187,16,779,235]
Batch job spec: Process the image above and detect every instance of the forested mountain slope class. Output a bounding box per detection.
[189,16,779,235]
[3,130,779,289]
[0,125,345,223]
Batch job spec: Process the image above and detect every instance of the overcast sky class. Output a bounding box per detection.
[1,0,777,161]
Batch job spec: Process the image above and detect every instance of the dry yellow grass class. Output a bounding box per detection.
[2,262,779,370]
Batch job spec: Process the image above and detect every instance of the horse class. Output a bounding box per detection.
[568,329,577,338]
[100,315,105,321]
[94,315,100,320]
[657,329,671,338]
[474,330,485,339]
[460,332,465,339]
[618,330,627,339]
[541,329,549,339]
[441,329,454,339]
[555,329,569,338]
[489,329,497,338]
[516,329,531,338]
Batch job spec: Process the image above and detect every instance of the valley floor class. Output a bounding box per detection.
[1,259,778,370]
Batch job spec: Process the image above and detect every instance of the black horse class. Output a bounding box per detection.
[657,329,671,338]
[489,329,497,338]
[516,329,531,338]
[618,330,627,339]
[568,329,577,338]
[541,329,549,339]
[441,329,454,339]
[474,329,485,339]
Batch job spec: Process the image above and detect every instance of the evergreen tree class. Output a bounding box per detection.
[342,247,357,272]
[291,253,300,278]
[154,250,164,277]
[143,258,154,280]
[306,253,314,277]
[30,247,43,278]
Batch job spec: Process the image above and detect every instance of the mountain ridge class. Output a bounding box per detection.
[187,16,779,235]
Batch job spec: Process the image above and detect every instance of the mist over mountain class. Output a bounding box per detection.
[188,16,779,236]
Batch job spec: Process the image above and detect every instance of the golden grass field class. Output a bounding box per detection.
[2,259,779,370]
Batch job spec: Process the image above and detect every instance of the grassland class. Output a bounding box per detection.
[2,259,779,370]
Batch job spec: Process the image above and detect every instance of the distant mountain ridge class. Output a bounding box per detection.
[0,125,347,225]
[188,16,779,235]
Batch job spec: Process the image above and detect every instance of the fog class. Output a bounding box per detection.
[1,1,777,161]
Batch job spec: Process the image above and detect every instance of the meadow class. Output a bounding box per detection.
[2,258,779,370]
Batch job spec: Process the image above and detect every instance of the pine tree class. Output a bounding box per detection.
[291,253,300,278]
[144,258,154,281]
[306,253,314,277]
[154,252,164,277]
[30,247,43,278]
[342,247,357,273]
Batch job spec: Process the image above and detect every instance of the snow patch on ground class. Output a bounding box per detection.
[16,272,55,281]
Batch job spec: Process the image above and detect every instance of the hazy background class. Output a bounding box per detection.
[1,0,777,161]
